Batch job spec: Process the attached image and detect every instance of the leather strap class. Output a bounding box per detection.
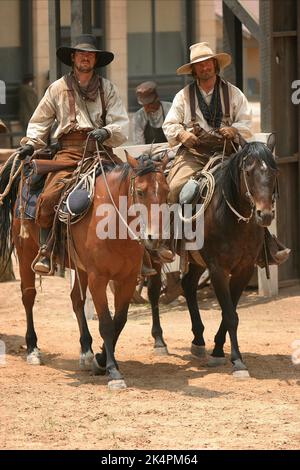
[65,75,77,127]
[220,78,230,121]
[98,76,106,126]
[189,82,196,123]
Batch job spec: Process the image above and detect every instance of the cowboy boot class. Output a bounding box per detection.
[141,249,157,277]
[33,227,52,274]
[257,228,291,268]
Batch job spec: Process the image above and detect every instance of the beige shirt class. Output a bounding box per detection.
[163,80,253,147]
[21,76,129,150]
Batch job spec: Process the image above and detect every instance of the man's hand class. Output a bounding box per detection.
[17,144,34,160]
[219,126,238,140]
[89,128,110,144]
[178,130,199,149]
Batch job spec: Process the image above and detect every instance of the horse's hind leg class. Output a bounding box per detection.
[148,265,168,355]
[70,269,94,370]
[88,274,126,390]
[182,263,206,359]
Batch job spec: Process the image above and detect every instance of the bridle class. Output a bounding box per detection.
[223,152,278,224]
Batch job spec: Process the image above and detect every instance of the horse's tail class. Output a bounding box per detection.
[0,156,21,260]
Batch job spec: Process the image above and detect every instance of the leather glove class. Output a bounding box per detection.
[219,126,238,140]
[17,144,34,160]
[89,128,110,144]
[177,130,199,149]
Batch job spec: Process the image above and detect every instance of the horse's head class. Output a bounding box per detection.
[238,134,278,227]
[125,151,169,248]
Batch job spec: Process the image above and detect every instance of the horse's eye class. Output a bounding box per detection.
[136,188,144,197]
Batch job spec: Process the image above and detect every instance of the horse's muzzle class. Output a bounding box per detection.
[255,209,274,227]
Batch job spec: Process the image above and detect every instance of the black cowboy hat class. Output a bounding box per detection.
[56,34,114,68]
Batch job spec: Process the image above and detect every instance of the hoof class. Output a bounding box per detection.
[153,346,169,356]
[207,356,227,367]
[91,356,106,376]
[79,350,94,370]
[191,344,206,359]
[232,369,250,378]
[108,379,127,390]
[232,359,249,378]
[27,348,42,365]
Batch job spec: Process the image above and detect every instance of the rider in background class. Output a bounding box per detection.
[163,42,289,267]
[133,81,172,145]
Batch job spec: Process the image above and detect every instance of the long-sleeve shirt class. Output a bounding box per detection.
[132,101,172,145]
[163,80,253,146]
[21,76,129,150]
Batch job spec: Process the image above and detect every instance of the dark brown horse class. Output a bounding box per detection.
[0,152,169,389]
[147,136,278,377]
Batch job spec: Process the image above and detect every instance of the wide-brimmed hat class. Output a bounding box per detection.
[176,42,231,75]
[136,81,158,105]
[56,34,114,68]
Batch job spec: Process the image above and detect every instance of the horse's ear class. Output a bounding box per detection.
[125,150,138,168]
[238,134,247,148]
[266,133,276,153]
[161,153,169,171]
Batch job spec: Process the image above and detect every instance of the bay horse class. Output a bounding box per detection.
[0,151,169,389]
[147,135,278,377]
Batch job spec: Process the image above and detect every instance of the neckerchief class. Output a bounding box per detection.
[70,71,99,102]
[195,76,223,129]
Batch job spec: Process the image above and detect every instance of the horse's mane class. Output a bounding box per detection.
[214,142,277,224]
[0,159,21,259]
[116,154,158,181]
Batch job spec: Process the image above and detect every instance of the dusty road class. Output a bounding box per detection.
[0,270,299,450]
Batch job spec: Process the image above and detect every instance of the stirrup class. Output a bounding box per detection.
[31,249,55,276]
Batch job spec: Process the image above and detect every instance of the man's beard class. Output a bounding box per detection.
[75,63,94,73]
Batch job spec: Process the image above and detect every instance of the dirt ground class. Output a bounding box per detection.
[0,266,299,450]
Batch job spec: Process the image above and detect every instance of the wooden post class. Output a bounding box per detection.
[222,1,243,89]
[48,0,61,82]
[71,0,92,41]
[254,132,278,297]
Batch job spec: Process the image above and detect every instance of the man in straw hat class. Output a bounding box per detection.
[17,34,129,274]
[163,42,289,267]
[163,41,252,203]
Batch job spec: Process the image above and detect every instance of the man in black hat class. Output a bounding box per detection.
[17,34,129,274]
[133,81,171,145]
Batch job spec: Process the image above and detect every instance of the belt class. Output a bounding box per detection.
[59,131,97,152]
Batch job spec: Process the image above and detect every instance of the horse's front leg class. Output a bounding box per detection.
[70,269,94,370]
[16,235,41,365]
[88,273,126,390]
[210,264,255,374]
[182,263,206,359]
[208,262,249,377]
[148,264,168,355]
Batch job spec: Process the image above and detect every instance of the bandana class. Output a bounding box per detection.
[70,71,100,102]
[194,76,223,129]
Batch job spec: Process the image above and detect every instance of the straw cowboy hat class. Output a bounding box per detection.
[176,42,231,75]
[56,34,114,68]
